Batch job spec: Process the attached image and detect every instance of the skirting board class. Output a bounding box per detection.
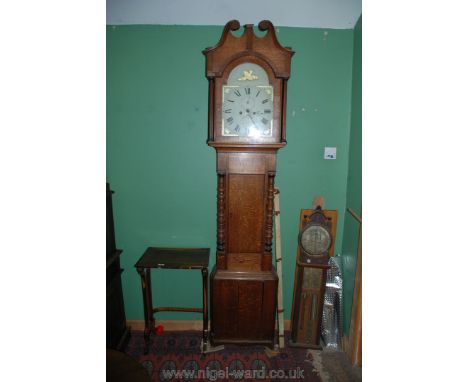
[127,320,291,331]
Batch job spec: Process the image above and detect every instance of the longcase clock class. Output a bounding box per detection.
[203,20,294,345]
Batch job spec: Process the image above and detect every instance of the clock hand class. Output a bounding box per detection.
[247,114,258,129]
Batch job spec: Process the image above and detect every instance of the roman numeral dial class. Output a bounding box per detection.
[222,85,274,137]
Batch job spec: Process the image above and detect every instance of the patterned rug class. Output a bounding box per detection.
[125,331,321,381]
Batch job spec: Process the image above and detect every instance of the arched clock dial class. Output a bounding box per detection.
[222,85,273,137]
[221,62,274,138]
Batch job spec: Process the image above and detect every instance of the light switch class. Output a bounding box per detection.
[324,147,337,160]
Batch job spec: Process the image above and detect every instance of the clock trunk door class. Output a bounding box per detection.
[226,174,265,271]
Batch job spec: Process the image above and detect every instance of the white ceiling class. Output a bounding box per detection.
[107,0,362,29]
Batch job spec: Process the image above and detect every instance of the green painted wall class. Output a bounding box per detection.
[341,15,362,335]
[107,24,354,321]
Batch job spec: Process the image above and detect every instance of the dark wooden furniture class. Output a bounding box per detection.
[135,247,210,354]
[107,183,131,351]
[344,208,362,366]
[203,20,294,345]
[290,208,337,349]
[106,349,150,382]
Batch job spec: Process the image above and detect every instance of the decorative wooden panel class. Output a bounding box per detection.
[211,278,238,339]
[237,281,263,338]
[210,269,278,344]
[227,174,265,255]
[260,279,277,339]
[294,268,327,345]
[227,253,261,271]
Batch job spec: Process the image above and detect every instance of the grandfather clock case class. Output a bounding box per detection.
[203,20,294,345]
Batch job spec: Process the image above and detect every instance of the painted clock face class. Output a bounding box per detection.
[222,63,273,137]
[300,224,332,256]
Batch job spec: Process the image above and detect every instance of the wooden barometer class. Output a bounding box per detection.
[290,206,337,349]
[203,20,294,345]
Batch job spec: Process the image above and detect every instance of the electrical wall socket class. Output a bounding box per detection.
[324,147,337,160]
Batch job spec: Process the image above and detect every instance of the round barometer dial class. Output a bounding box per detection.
[299,223,332,256]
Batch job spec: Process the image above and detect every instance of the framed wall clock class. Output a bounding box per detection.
[203,20,294,345]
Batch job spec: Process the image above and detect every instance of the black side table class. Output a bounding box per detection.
[135,247,210,354]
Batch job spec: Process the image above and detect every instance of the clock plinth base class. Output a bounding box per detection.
[210,266,278,345]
